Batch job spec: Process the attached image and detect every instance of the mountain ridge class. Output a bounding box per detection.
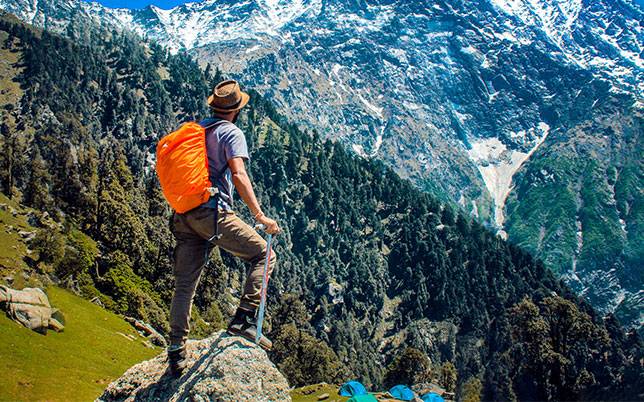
[6,0,639,333]
[0,11,642,399]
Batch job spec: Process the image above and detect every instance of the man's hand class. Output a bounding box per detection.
[257,214,281,235]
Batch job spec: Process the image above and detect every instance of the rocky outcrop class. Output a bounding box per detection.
[98,331,291,402]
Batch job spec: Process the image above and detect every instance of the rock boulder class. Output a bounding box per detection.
[98,331,291,402]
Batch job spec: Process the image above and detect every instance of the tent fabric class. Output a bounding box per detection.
[421,392,445,402]
[339,381,368,397]
[389,384,415,401]
[348,395,379,402]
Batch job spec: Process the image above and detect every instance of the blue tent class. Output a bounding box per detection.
[389,384,415,401]
[339,381,368,397]
[348,395,378,402]
[421,392,445,402]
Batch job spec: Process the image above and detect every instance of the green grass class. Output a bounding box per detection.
[256,116,290,147]
[0,29,23,110]
[291,383,349,402]
[0,286,159,401]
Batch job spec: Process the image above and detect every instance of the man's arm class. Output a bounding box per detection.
[228,157,281,234]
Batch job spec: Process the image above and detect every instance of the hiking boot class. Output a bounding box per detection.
[167,344,187,378]
[226,308,273,351]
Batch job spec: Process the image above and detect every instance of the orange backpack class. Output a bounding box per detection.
[156,122,218,214]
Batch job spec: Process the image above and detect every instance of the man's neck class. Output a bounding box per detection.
[212,112,235,122]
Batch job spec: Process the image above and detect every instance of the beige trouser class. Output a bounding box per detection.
[169,205,276,345]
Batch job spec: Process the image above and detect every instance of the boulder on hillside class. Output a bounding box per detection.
[0,286,64,333]
[98,331,291,402]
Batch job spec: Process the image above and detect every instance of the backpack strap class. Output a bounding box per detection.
[199,118,227,132]
[200,119,234,181]
[198,118,229,242]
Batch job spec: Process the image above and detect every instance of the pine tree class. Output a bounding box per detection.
[24,146,54,212]
[272,324,346,387]
[440,361,457,393]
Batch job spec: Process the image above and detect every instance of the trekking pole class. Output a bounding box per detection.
[254,223,273,346]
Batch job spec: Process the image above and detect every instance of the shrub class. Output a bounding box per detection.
[440,361,457,392]
[99,251,168,333]
[461,378,482,402]
[271,324,346,387]
[384,347,432,388]
[31,228,65,272]
[57,229,99,279]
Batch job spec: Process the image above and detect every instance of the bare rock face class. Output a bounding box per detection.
[98,331,291,402]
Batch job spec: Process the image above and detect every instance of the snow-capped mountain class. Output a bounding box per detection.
[1,0,642,332]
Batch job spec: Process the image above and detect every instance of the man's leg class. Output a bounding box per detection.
[174,207,277,349]
[169,214,211,346]
[212,210,277,349]
[213,210,277,312]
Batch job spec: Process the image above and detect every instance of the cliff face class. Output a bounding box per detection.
[98,331,291,402]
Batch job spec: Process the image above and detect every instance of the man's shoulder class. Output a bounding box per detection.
[220,121,243,133]
[217,122,245,140]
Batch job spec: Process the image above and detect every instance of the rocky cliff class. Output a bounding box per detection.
[98,331,291,402]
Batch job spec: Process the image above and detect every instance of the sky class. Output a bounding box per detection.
[88,0,644,10]
[84,0,189,9]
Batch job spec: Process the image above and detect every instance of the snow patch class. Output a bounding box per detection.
[373,130,384,154]
[352,143,367,157]
[619,219,627,234]
[357,93,384,119]
[453,110,470,125]
[389,48,408,64]
[245,44,262,53]
[575,219,583,269]
[490,0,582,46]
[467,123,550,228]
[471,200,479,218]
[352,125,385,158]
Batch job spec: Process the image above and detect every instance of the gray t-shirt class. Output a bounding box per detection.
[200,117,249,211]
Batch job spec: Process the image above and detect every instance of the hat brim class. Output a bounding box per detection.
[208,91,250,113]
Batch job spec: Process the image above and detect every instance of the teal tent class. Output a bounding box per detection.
[389,384,415,401]
[339,381,368,397]
[348,395,378,402]
[421,392,445,402]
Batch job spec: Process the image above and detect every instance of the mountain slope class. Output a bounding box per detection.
[505,99,643,320]
[1,0,641,333]
[0,11,642,400]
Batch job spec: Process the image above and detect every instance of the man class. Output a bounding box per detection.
[167,80,280,376]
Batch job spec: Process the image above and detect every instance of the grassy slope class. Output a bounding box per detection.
[0,194,159,401]
[291,383,349,402]
[506,112,641,292]
[0,30,160,400]
[0,287,159,401]
[0,29,23,109]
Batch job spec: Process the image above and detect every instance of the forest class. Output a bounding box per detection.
[0,12,642,401]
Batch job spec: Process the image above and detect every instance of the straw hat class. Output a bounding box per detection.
[208,80,250,113]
